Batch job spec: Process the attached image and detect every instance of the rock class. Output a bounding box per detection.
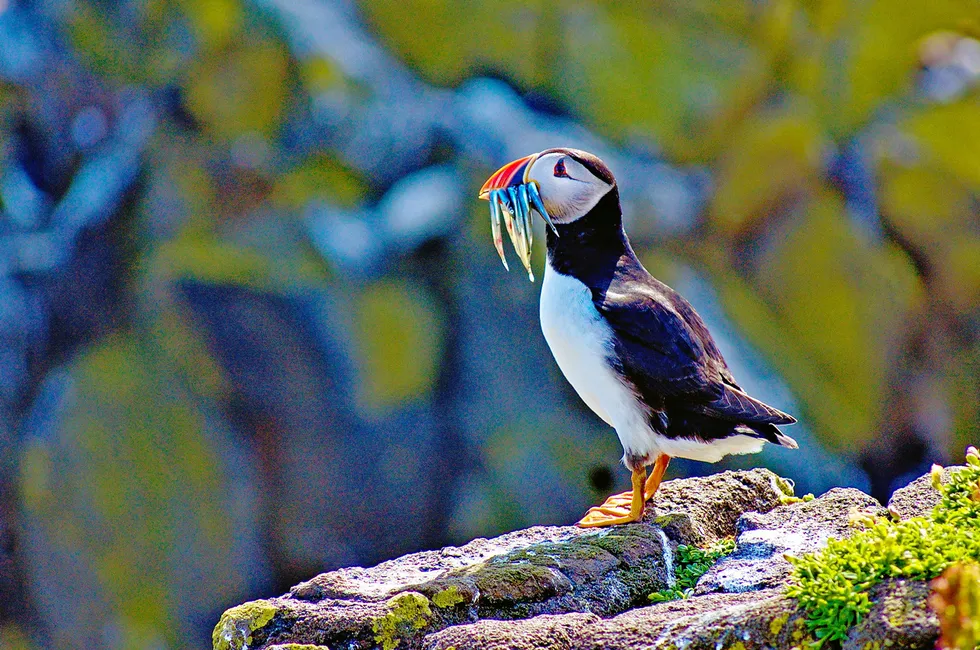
[421,613,600,650]
[643,468,788,544]
[425,589,807,650]
[214,470,942,650]
[218,470,784,649]
[887,466,958,520]
[696,488,886,594]
[289,525,589,603]
[238,524,675,649]
[844,579,939,650]
[406,523,672,619]
[586,589,803,650]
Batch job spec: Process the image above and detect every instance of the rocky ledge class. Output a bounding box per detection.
[213,468,948,650]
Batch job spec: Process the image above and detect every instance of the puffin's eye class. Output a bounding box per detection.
[554,159,570,178]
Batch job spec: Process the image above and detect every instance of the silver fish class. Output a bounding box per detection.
[484,182,556,282]
[527,181,558,236]
[516,184,534,281]
[507,187,532,280]
[497,190,517,260]
[489,190,508,271]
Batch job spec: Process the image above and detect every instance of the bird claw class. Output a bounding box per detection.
[485,181,557,282]
[577,502,638,527]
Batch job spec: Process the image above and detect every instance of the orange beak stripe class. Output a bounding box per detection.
[478,154,537,200]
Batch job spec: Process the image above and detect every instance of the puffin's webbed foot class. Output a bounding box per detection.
[577,466,645,527]
[576,455,670,528]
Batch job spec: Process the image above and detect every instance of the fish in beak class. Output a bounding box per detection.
[478,153,558,282]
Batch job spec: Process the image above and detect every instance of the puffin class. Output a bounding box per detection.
[478,147,798,528]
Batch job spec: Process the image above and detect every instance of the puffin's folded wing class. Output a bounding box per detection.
[595,284,796,430]
[594,287,722,401]
[692,383,797,425]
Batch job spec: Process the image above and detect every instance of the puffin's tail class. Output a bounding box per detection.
[749,422,799,449]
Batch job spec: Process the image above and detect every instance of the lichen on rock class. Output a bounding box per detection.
[372,592,434,650]
[407,521,672,620]
[213,600,282,650]
[430,585,466,609]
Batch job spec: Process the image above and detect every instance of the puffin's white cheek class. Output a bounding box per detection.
[534,178,568,217]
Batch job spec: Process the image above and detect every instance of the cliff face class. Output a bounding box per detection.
[213,469,945,650]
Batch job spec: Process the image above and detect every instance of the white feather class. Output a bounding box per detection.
[527,153,612,223]
[539,262,765,464]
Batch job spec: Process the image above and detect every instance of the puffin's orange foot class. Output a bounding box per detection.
[576,454,671,528]
[577,501,642,527]
[576,466,646,528]
[576,490,636,526]
[595,490,634,509]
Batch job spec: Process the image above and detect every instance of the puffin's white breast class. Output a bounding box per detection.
[539,262,655,459]
[538,261,767,464]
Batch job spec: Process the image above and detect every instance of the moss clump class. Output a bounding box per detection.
[371,592,433,650]
[588,524,666,557]
[468,561,566,606]
[648,538,737,603]
[786,447,980,646]
[212,600,279,650]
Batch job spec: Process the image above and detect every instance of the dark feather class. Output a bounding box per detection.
[591,256,795,445]
[692,384,797,425]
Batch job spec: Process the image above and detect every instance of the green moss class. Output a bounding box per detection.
[468,561,564,605]
[431,585,466,609]
[212,600,278,650]
[648,538,737,603]
[589,524,663,557]
[786,447,980,646]
[790,617,812,643]
[371,592,433,650]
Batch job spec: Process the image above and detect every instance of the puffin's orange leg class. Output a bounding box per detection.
[577,466,646,527]
[644,454,670,501]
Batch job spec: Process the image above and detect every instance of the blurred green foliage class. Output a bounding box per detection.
[354,280,444,411]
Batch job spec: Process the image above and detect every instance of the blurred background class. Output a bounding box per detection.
[0,0,977,647]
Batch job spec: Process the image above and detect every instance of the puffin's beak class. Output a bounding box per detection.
[477,153,558,282]
[478,153,558,234]
[478,153,537,200]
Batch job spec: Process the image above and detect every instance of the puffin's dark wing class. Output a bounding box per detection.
[595,283,796,426]
[692,383,797,425]
[594,284,718,399]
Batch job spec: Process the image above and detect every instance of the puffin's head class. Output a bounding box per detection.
[479,148,616,225]
[477,148,616,281]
